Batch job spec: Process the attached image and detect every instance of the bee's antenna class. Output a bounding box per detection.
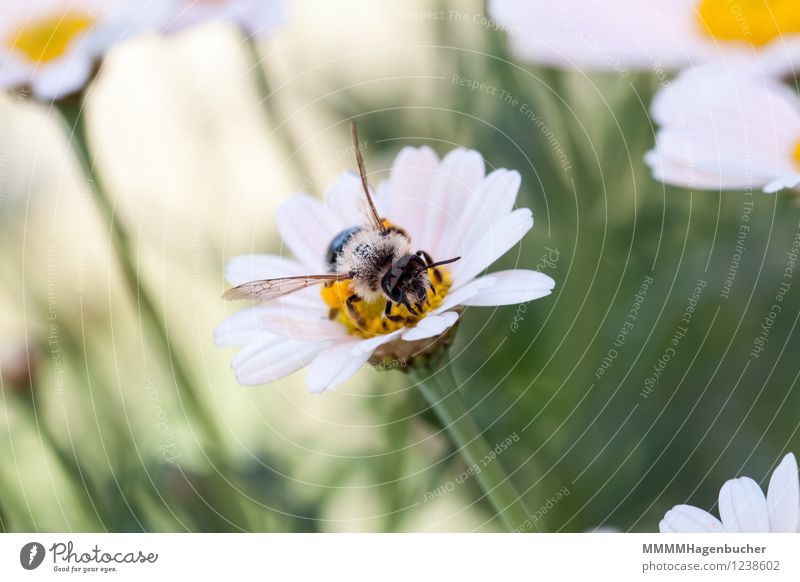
[427,256,461,268]
[350,122,386,233]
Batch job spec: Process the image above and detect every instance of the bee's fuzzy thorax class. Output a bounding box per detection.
[337,229,410,300]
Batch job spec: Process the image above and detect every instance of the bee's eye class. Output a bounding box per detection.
[382,254,427,302]
[381,270,402,302]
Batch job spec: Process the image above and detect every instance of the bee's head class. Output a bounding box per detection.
[381,254,430,308]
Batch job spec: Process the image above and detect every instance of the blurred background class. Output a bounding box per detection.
[1,0,799,532]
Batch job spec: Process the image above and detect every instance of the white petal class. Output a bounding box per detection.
[225,254,306,285]
[239,0,285,37]
[648,71,800,191]
[306,339,372,393]
[378,146,440,244]
[402,311,460,342]
[214,306,274,347]
[488,0,708,70]
[451,208,533,287]
[431,276,497,315]
[682,40,800,89]
[0,52,31,89]
[764,174,800,194]
[92,0,175,44]
[356,329,405,354]
[758,37,800,80]
[276,194,341,272]
[30,57,94,101]
[767,453,800,533]
[161,2,231,33]
[306,330,411,393]
[418,149,485,257]
[324,171,370,230]
[232,336,323,386]
[442,169,521,260]
[651,67,800,138]
[460,270,555,307]
[162,0,284,37]
[658,520,675,533]
[230,333,285,368]
[259,305,348,341]
[719,477,770,533]
[654,126,782,185]
[644,148,757,191]
[659,505,724,533]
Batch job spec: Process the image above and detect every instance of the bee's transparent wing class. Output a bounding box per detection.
[222,274,350,302]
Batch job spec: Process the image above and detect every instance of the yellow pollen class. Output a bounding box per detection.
[320,268,453,339]
[698,0,800,46]
[7,12,96,64]
[794,141,800,168]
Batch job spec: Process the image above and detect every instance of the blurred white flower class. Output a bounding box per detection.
[215,147,555,393]
[0,0,171,100]
[161,0,284,37]
[660,453,799,533]
[645,68,800,193]
[585,526,621,533]
[488,0,800,71]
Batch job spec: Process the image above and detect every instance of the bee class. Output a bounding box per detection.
[223,123,460,326]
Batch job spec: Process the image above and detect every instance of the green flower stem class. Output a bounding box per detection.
[54,99,222,447]
[17,389,109,529]
[54,97,257,531]
[485,29,578,197]
[414,352,536,532]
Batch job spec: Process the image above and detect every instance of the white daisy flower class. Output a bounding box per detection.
[645,67,800,193]
[488,0,800,71]
[215,132,555,393]
[0,0,171,101]
[161,0,284,37]
[660,453,800,533]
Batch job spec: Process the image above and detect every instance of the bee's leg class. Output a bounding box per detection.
[416,249,442,284]
[384,300,404,322]
[416,249,434,265]
[325,281,341,320]
[345,294,366,327]
[404,300,419,316]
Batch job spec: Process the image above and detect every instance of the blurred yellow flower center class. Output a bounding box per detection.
[7,12,96,63]
[320,268,452,338]
[794,141,800,167]
[698,0,800,46]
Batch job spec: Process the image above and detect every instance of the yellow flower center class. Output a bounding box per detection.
[698,0,800,46]
[320,268,453,339]
[6,12,96,63]
[794,141,800,168]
